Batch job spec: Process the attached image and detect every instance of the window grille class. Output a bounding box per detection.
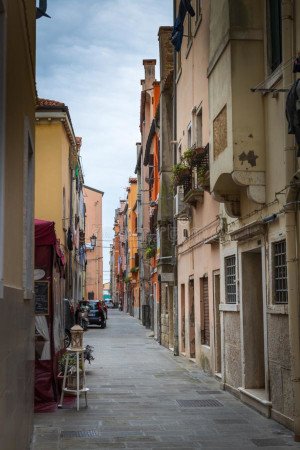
[201,277,210,346]
[274,240,288,304]
[225,255,236,304]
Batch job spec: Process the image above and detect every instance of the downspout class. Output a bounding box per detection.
[282,0,300,440]
[173,0,179,357]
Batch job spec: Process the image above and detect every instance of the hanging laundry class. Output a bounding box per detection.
[286,78,300,156]
[67,227,73,251]
[171,0,195,52]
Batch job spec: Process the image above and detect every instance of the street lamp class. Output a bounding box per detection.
[90,234,97,249]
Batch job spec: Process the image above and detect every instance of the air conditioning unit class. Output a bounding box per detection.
[174,186,185,217]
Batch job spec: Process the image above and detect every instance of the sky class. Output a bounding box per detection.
[36,0,173,282]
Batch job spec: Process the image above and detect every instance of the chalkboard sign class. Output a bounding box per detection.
[35,281,50,315]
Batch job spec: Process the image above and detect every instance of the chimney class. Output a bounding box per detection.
[136,142,141,159]
[143,59,156,89]
[158,27,174,84]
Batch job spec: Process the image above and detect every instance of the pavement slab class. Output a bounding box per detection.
[32,310,300,450]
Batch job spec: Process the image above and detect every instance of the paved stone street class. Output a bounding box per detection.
[32,311,300,449]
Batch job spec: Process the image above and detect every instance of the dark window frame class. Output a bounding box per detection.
[273,239,288,304]
[267,0,282,73]
[225,255,237,304]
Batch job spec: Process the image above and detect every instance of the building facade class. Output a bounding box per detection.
[84,185,103,301]
[174,0,221,374]
[0,1,36,448]
[35,99,86,303]
[208,0,300,436]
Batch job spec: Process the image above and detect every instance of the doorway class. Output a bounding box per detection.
[189,278,195,358]
[180,284,185,353]
[242,249,265,389]
[213,271,221,374]
[168,285,174,349]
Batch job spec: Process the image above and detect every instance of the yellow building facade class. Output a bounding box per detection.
[35,99,85,301]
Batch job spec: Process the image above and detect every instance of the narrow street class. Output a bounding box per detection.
[33,311,300,450]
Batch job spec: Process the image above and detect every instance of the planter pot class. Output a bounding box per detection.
[67,371,84,390]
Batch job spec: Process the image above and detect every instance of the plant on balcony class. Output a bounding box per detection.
[130,266,139,273]
[171,162,191,188]
[124,275,131,283]
[182,146,208,168]
[145,243,156,259]
[197,165,209,189]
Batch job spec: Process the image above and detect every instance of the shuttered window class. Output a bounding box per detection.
[201,277,210,346]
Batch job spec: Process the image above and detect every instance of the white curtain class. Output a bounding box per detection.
[35,315,51,360]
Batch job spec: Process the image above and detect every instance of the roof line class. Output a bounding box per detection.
[84,185,104,195]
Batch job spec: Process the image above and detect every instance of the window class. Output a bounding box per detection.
[196,109,202,147]
[187,123,192,148]
[273,240,288,304]
[268,0,282,73]
[0,0,6,297]
[225,255,237,304]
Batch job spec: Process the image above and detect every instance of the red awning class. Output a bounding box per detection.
[35,219,66,265]
[35,219,56,246]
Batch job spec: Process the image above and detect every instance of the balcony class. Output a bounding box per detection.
[173,145,209,207]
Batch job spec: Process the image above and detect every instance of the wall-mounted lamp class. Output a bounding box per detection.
[90,234,97,248]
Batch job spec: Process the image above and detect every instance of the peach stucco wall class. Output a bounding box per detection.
[84,186,103,300]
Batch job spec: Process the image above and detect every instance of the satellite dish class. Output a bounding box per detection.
[34,269,46,281]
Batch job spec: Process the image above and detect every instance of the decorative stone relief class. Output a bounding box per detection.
[213,105,227,159]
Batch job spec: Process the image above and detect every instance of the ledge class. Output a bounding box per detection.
[219,303,240,312]
[267,304,289,315]
[183,188,204,206]
[238,387,271,405]
[239,387,271,418]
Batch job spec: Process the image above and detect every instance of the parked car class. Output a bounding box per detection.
[104,298,114,309]
[87,300,106,328]
[64,298,75,347]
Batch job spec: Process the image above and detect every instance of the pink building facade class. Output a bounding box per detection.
[84,186,104,301]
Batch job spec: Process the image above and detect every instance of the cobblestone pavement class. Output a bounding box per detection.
[32,310,300,450]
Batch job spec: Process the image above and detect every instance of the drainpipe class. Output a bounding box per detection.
[282,0,300,441]
[173,0,179,357]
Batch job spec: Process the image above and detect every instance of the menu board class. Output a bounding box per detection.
[35,281,50,315]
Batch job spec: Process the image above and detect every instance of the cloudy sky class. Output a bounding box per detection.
[36,0,173,282]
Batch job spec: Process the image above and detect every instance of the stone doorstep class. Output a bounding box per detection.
[238,387,272,417]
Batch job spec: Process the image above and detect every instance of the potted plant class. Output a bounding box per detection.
[172,162,191,188]
[182,147,207,168]
[58,352,84,390]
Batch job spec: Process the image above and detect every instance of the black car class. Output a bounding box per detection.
[88,300,106,328]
